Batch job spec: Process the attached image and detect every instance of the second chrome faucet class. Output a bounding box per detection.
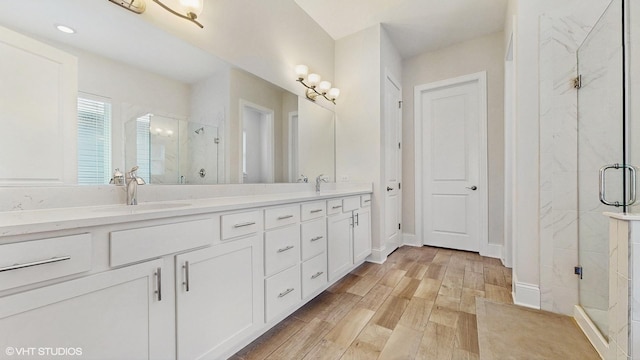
[126,166,146,205]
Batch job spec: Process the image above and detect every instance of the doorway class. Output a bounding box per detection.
[414,72,488,253]
[240,100,274,183]
[384,71,402,255]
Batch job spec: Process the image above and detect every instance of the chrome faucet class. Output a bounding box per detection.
[126,166,146,205]
[315,174,328,193]
[297,174,308,183]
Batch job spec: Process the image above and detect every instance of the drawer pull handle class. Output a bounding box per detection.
[183,261,190,292]
[310,209,323,213]
[311,271,324,279]
[0,256,71,273]
[277,245,295,253]
[277,215,294,220]
[233,221,256,228]
[364,199,371,203]
[332,205,343,209]
[155,267,162,301]
[311,236,324,242]
[278,288,295,298]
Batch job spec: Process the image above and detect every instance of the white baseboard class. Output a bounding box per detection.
[513,281,540,309]
[368,247,387,264]
[402,233,421,247]
[480,243,502,259]
[574,305,609,360]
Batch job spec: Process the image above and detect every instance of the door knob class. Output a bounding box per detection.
[387,186,394,191]
[466,186,477,191]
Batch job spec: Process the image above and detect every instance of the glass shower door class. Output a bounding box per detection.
[577,0,625,338]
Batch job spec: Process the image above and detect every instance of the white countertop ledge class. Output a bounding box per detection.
[604,212,640,221]
[0,187,372,238]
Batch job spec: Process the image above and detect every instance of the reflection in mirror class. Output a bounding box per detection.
[297,99,335,182]
[125,115,221,184]
[0,0,336,185]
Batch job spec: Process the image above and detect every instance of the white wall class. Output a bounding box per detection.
[401,32,505,248]
[335,25,383,258]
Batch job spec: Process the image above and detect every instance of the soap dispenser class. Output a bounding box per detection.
[110,168,125,186]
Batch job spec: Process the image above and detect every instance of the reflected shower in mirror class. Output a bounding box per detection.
[125,115,221,185]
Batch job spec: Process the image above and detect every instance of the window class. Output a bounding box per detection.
[77,95,112,185]
[135,114,151,183]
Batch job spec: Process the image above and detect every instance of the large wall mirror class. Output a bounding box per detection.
[0,0,335,185]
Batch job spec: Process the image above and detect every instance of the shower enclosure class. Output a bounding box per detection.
[577,0,628,339]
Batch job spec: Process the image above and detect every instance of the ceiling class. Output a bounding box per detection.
[0,0,228,83]
[294,0,508,59]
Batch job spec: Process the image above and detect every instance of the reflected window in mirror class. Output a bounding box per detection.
[77,95,112,185]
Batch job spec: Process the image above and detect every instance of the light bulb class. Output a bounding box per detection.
[328,88,340,100]
[295,64,309,80]
[318,81,332,93]
[307,73,321,87]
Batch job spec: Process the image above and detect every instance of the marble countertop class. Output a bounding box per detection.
[0,187,372,238]
[604,212,640,221]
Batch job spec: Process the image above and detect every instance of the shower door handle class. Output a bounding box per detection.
[599,164,636,207]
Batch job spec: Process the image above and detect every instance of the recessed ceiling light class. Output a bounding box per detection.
[55,25,76,34]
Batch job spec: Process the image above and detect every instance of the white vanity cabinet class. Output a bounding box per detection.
[175,234,263,360]
[327,196,372,281]
[0,258,173,360]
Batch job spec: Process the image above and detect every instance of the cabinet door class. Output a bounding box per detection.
[353,208,372,263]
[175,235,264,360]
[0,259,172,360]
[327,212,353,281]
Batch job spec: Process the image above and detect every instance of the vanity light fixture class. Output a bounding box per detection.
[295,64,340,104]
[108,0,204,28]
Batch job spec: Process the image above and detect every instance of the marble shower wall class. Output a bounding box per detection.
[538,0,614,316]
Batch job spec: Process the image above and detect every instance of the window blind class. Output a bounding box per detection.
[77,96,112,185]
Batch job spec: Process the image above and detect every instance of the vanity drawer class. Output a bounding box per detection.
[343,197,360,212]
[301,218,326,261]
[111,218,215,267]
[265,264,301,322]
[264,205,300,230]
[301,201,325,222]
[301,253,327,299]
[361,194,371,207]
[0,233,92,291]
[264,225,300,277]
[327,199,344,215]
[221,211,261,240]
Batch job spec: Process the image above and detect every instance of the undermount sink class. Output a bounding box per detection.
[92,202,191,213]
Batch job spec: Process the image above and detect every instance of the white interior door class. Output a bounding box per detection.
[384,73,402,254]
[416,73,487,252]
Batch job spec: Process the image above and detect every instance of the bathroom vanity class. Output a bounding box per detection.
[0,187,372,359]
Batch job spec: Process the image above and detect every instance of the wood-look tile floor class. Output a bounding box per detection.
[232,246,512,360]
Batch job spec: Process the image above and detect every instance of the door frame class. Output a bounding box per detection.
[238,99,275,183]
[414,71,490,255]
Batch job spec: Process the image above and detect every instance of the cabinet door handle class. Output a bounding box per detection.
[310,209,323,213]
[0,256,71,273]
[355,213,360,226]
[278,288,295,298]
[183,261,190,292]
[332,205,343,209]
[277,215,294,220]
[277,245,294,253]
[311,271,324,279]
[155,267,162,301]
[311,236,324,242]
[233,221,256,228]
